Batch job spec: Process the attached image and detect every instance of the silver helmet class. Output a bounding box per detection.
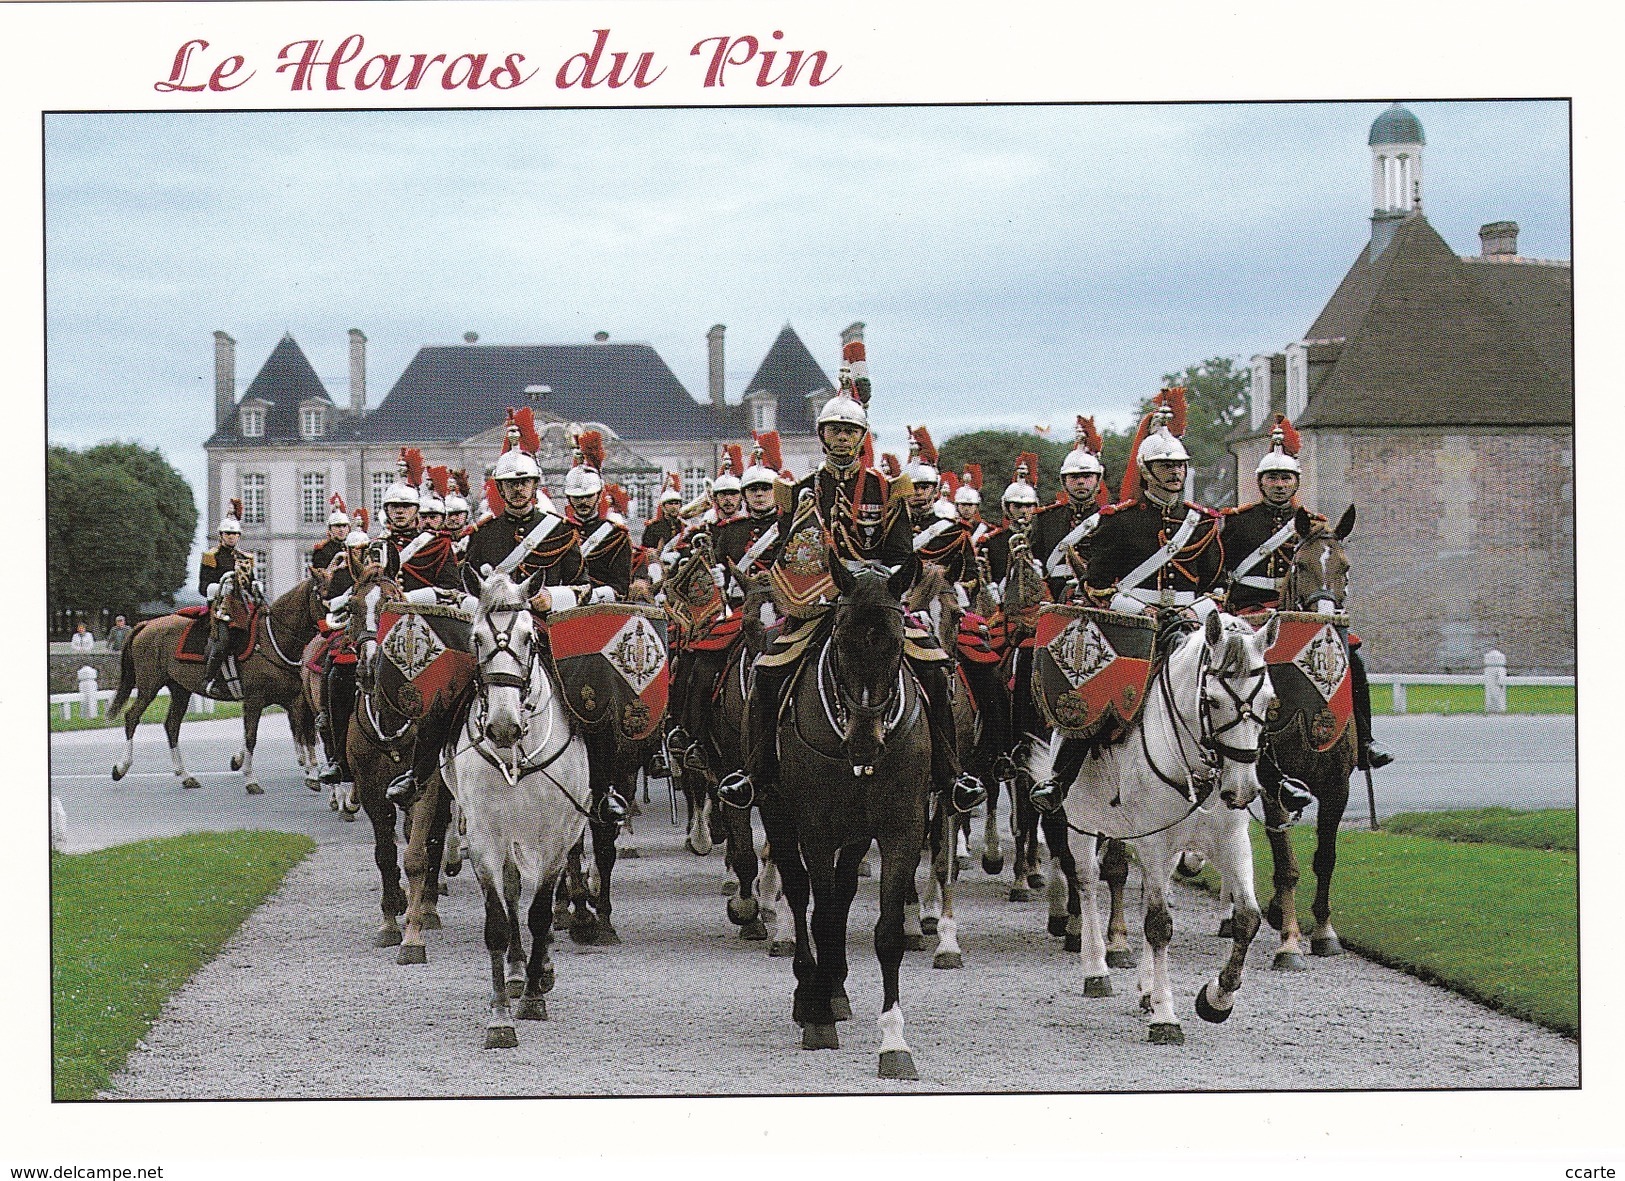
[1256,415,1302,476]
[815,392,869,433]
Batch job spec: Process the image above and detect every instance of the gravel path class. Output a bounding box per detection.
[101,800,1577,1098]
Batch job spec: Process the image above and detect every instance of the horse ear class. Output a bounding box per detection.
[1259,610,1281,651]
[830,552,857,596]
[1204,608,1223,649]
[1294,506,1315,539]
[1334,504,1356,540]
[886,562,912,600]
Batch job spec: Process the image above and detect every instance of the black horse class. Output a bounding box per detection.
[755,558,932,1080]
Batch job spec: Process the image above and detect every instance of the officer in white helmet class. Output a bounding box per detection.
[199,499,251,695]
[563,431,631,604]
[1032,416,1108,601]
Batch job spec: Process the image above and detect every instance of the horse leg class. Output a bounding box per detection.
[564,836,595,942]
[1261,790,1306,971]
[586,817,620,945]
[1136,846,1183,1044]
[686,775,714,857]
[812,843,865,1032]
[980,771,1004,875]
[1196,816,1263,1025]
[239,700,265,795]
[1310,772,1351,957]
[361,789,405,948]
[759,845,796,957]
[1100,837,1136,967]
[516,874,558,1022]
[397,773,446,965]
[502,860,528,999]
[480,870,518,1049]
[724,808,767,939]
[1040,814,1075,942]
[932,799,963,970]
[1073,827,1112,997]
[163,686,203,791]
[918,801,942,935]
[759,807,816,1030]
[876,832,922,1080]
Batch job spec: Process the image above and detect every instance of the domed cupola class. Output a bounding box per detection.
[1368,102,1425,259]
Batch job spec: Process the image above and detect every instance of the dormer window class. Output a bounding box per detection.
[746,391,776,434]
[240,406,265,438]
[300,405,326,439]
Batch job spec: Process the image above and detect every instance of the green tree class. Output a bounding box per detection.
[935,430,1071,505]
[1149,356,1249,472]
[47,443,197,620]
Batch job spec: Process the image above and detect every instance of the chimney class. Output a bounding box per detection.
[1479,221,1519,258]
[348,328,367,417]
[213,331,235,428]
[707,324,725,411]
[840,321,865,350]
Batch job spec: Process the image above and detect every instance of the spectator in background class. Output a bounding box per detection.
[70,623,95,652]
[106,615,132,653]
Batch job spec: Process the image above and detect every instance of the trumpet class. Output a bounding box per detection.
[678,479,714,520]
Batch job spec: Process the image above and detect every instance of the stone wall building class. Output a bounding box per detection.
[204,322,850,599]
[1232,104,1573,674]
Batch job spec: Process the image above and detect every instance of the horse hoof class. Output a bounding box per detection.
[982,855,1004,876]
[516,995,548,1021]
[1047,915,1068,937]
[307,777,322,792]
[1195,983,1233,1024]
[341,810,355,823]
[1083,975,1113,998]
[182,777,202,791]
[727,897,759,927]
[396,944,427,966]
[1008,887,1030,902]
[1217,918,1234,939]
[685,837,710,856]
[1105,949,1137,969]
[374,928,402,948]
[933,950,962,970]
[245,782,263,796]
[1273,951,1308,972]
[420,912,442,931]
[769,940,796,958]
[741,919,769,941]
[802,1023,839,1050]
[831,994,853,1022]
[1064,934,1083,954]
[230,754,244,772]
[1148,1022,1185,1045]
[879,1050,919,1080]
[595,924,621,947]
[328,796,339,810]
[920,916,938,936]
[1027,872,1046,889]
[111,765,126,782]
[1312,935,1344,957]
[444,861,461,877]
[903,933,925,952]
[484,1025,518,1050]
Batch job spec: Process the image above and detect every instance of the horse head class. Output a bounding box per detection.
[470,570,545,750]
[1196,610,1280,810]
[1002,524,1048,640]
[730,560,779,656]
[1285,505,1355,615]
[346,565,400,695]
[828,558,909,770]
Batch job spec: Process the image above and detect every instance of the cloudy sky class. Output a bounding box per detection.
[45,100,1569,538]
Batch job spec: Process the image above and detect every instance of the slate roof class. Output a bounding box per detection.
[1293,215,1572,429]
[736,323,835,435]
[358,342,721,443]
[205,334,354,446]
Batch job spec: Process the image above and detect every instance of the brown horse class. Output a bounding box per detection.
[108,573,327,794]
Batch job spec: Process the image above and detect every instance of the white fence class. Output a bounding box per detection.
[1367,649,1574,714]
[49,666,216,721]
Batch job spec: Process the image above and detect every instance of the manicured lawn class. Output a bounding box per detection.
[1196,817,1578,1036]
[47,699,275,733]
[51,831,314,1100]
[1383,807,1576,851]
[1368,682,1574,715]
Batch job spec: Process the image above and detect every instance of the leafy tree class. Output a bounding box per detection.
[1149,356,1249,472]
[935,430,1071,505]
[47,443,197,620]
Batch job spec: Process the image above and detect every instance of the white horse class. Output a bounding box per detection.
[1032,609,1279,1044]
[442,570,591,1049]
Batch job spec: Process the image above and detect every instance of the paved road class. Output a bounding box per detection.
[47,712,1577,854]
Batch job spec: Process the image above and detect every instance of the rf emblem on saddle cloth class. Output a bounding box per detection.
[548,603,669,741]
[1259,610,1353,751]
[1031,604,1156,739]
[769,490,837,619]
[377,602,474,719]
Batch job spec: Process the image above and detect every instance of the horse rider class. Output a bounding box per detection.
[443,469,473,550]
[1030,390,1228,813]
[716,380,986,816]
[640,474,686,564]
[454,415,627,827]
[310,494,351,581]
[1220,415,1393,772]
[954,464,990,548]
[716,434,786,584]
[418,465,449,537]
[199,499,256,696]
[1031,416,1109,602]
[315,515,375,790]
[562,432,633,603]
[374,451,462,600]
[977,456,1042,587]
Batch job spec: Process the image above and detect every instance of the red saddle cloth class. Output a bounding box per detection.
[689,612,743,653]
[174,605,259,662]
[956,612,1003,665]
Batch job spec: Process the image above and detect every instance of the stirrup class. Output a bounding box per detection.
[317,762,346,786]
[1029,777,1067,815]
[648,749,671,779]
[1275,775,1315,815]
[386,770,418,806]
[992,753,1019,782]
[1358,741,1394,770]
[592,789,629,827]
[947,774,987,815]
[716,770,755,810]
[667,725,693,755]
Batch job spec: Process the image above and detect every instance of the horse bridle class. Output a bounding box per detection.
[260,580,325,670]
[1283,528,1346,615]
[814,594,914,776]
[1143,632,1270,802]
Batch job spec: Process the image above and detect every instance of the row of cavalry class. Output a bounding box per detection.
[102,508,1362,1081]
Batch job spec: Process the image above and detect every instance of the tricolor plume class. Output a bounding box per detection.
[752,429,784,473]
[577,429,606,472]
[963,463,983,491]
[881,452,902,479]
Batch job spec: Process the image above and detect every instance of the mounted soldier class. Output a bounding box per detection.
[954,464,990,549]
[1030,388,1231,814]
[640,473,686,565]
[1031,416,1110,602]
[381,449,461,599]
[419,465,452,538]
[716,341,985,816]
[1221,415,1392,771]
[314,509,375,791]
[443,469,473,555]
[310,494,351,581]
[561,429,632,603]
[199,499,259,695]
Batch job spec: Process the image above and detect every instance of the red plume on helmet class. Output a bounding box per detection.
[450,469,469,498]
[400,447,424,487]
[909,425,938,468]
[329,493,347,515]
[513,407,540,455]
[842,339,871,407]
[574,429,606,472]
[1119,412,1153,504]
[940,470,960,498]
[859,434,875,470]
[1076,415,1104,456]
[721,443,744,478]
[666,471,681,495]
[352,506,370,534]
[484,477,502,516]
[1015,451,1040,489]
[428,465,451,497]
[752,429,784,473]
[1158,386,1188,437]
[1273,414,1302,457]
[963,463,983,492]
[228,497,243,522]
[606,483,630,517]
[880,452,902,479]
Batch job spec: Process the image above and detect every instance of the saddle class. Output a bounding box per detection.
[174,604,259,662]
[955,612,1002,665]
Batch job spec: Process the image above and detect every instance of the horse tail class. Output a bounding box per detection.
[1026,729,1059,787]
[107,625,142,719]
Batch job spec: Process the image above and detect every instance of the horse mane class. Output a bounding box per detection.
[478,571,530,614]
[903,563,950,614]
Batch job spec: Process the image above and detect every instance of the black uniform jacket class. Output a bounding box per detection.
[461,506,584,595]
[1084,495,1224,602]
[567,512,632,600]
[1220,499,1326,612]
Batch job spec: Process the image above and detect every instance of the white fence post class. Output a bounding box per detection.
[77,666,99,720]
[1391,681,1407,714]
[1484,649,1508,714]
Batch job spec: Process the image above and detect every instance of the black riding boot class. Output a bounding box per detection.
[322,662,356,784]
[1031,735,1090,814]
[583,730,629,826]
[1349,645,1394,769]
[202,622,227,694]
[717,660,791,809]
[916,661,986,814]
